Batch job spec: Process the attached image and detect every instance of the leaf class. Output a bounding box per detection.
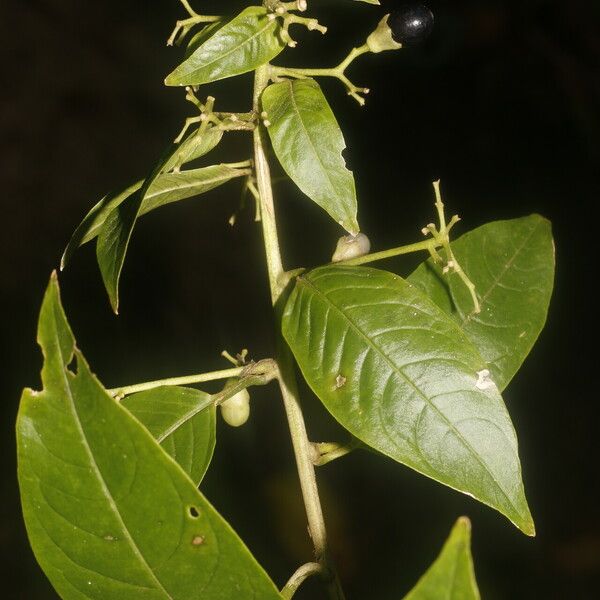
[17,273,282,599]
[403,518,480,600]
[122,386,216,487]
[61,123,222,263]
[353,0,380,4]
[282,265,534,535]
[165,7,285,86]
[408,215,555,390]
[61,159,242,270]
[262,78,359,234]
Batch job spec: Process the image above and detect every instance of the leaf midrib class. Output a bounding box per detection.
[299,275,519,516]
[53,338,173,596]
[460,219,542,326]
[286,80,339,200]
[180,10,276,80]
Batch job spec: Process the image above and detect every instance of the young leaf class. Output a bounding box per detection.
[165,7,285,86]
[17,273,282,599]
[262,78,359,235]
[122,386,216,487]
[403,518,480,600]
[408,215,555,390]
[282,265,534,535]
[62,160,243,269]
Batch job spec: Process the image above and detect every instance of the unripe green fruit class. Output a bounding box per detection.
[331,233,371,262]
[220,388,251,427]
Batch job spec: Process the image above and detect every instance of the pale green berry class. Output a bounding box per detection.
[220,388,250,427]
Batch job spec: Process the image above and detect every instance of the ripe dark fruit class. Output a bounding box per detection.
[388,4,434,46]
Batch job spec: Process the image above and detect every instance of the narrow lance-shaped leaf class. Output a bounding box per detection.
[122,386,216,487]
[282,265,534,535]
[408,215,555,390]
[61,160,241,270]
[262,78,359,234]
[403,518,480,600]
[95,138,190,313]
[165,7,285,86]
[17,273,282,599]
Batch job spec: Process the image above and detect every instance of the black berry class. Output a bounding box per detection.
[388,4,434,46]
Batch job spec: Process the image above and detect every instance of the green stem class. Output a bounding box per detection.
[108,366,244,398]
[281,562,324,599]
[253,65,346,600]
[312,440,360,466]
[272,44,371,104]
[335,238,439,267]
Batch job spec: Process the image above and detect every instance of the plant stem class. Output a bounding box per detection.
[272,44,371,104]
[281,562,324,599]
[108,366,244,398]
[253,64,346,600]
[335,238,439,267]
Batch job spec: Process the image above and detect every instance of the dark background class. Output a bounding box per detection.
[2,0,598,598]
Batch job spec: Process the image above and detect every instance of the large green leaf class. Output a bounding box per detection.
[17,273,282,599]
[403,518,480,600]
[409,215,554,390]
[262,78,359,234]
[122,387,216,487]
[165,7,285,86]
[282,265,534,535]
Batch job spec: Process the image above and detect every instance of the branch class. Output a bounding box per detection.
[272,44,371,105]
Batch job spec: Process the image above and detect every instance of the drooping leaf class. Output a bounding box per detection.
[61,160,243,270]
[82,125,225,313]
[17,273,282,599]
[262,78,359,234]
[282,265,534,535]
[409,215,555,390]
[122,386,216,487]
[165,7,285,86]
[403,518,480,600]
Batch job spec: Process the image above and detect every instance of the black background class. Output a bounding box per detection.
[1,0,598,598]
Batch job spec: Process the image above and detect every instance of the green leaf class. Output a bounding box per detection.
[61,159,242,270]
[122,387,216,487]
[282,265,534,535]
[17,273,282,599]
[60,124,222,268]
[403,518,480,600]
[165,7,285,86]
[408,215,555,390]
[262,78,359,234]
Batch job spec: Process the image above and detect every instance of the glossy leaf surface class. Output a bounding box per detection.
[122,386,216,487]
[282,265,534,535]
[17,274,282,599]
[409,215,554,390]
[165,7,285,86]
[403,518,480,600]
[262,78,359,234]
